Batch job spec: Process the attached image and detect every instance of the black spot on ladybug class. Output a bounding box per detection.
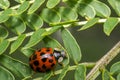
[36,67,41,72]
[49,59,53,63]
[41,58,47,62]
[46,48,50,52]
[29,64,34,70]
[42,64,46,69]
[32,54,37,60]
[50,54,53,57]
[38,49,41,52]
[51,63,55,67]
[29,57,31,61]
[33,60,39,66]
[40,52,45,56]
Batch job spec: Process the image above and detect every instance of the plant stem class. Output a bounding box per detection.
[32,62,95,80]
[86,41,120,80]
[50,19,107,27]
[7,32,34,42]
[55,62,95,75]
[6,18,107,42]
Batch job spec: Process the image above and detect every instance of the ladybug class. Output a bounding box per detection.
[29,47,66,72]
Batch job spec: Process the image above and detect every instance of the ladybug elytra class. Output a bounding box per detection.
[29,47,66,72]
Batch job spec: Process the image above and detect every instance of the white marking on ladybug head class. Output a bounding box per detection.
[61,50,66,58]
[58,57,63,63]
[54,48,60,51]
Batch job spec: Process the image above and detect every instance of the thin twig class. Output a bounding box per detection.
[55,62,95,75]
[52,19,107,27]
[7,32,34,42]
[31,62,95,80]
[6,19,108,42]
[86,41,120,80]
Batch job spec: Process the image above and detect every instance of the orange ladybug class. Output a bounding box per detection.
[29,47,66,72]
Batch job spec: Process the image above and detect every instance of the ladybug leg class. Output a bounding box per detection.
[52,69,56,76]
[30,72,36,79]
[58,62,64,67]
[57,57,65,67]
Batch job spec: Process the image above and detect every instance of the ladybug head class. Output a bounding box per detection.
[53,48,66,64]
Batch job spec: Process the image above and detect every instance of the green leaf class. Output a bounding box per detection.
[28,0,45,14]
[26,13,43,30]
[46,0,60,8]
[79,18,99,31]
[0,40,10,55]
[0,9,12,23]
[103,18,119,36]
[58,7,78,21]
[41,71,52,80]
[23,29,45,49]
[0,0,10,9]
[108,0,120,16]
[5,16,26,35]
[42,26,62,36]
[102,69,110,80]
[0,25,8,39]
[14,0,25,3]
[58,65,69,80]
[50,20,79,26]
[62,0,67,2]
[117,73,120,80]
[61,28,81,64]
[10,34,26,54]
[111,77,116,80]
[0,66,15,80]
[43,36,63,48]
[17,1,30,15]
[43,36,69,66]
[21,48,35,57]
[0,54,33,79]
[102,69,114,80]
[110,61,120,75]
[75,65,86,80]
[90,0,111,17]
[65,0,78,9]
[33,77,42,80]
[40,8,61,23]
[77,3,96,19]
[21,13,43,30]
